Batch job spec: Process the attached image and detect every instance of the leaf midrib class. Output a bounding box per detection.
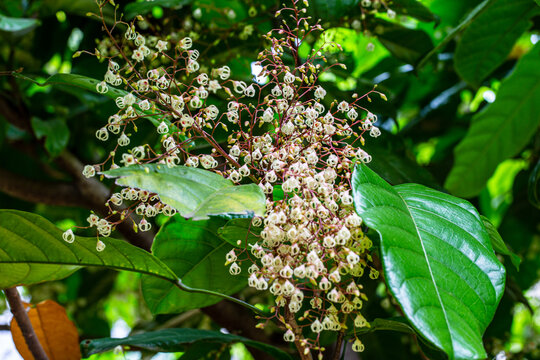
[396,190,454,357]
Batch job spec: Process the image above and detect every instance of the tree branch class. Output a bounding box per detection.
[4,288,49,360]
[0,168,89,207]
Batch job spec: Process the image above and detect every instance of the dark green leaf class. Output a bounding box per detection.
[481,216,521,270]
[141,216,247,314]
[352,164,506,360]
[376,20,433,65]
[124,0,193,20]
[13,73,163,127]
[528,158,540,209]
[389,0,437,22]
[445,43,540,197]
[416,0,490,70]
[31,117,70,157]
[0,209,177,289]
[309,0,359,21]
[0,14,40,35]
[103,164,266,220]
[218,218,261,248]
[454,0,537,86]
[81,328,292,359]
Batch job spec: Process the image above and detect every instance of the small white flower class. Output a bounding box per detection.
[62,229,75,243]
[82,165,96,178]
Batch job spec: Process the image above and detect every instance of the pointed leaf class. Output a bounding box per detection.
[0,209,177,288]
[103,164,266,220]
[141,216,247,314]
[454,0,538,86]
[352,164,505,360]
[481,216,521,270]
[445,43,540,197]
[81,328,292,360]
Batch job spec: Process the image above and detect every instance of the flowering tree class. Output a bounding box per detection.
[1,0,539,359]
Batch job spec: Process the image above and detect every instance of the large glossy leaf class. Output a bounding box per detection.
[445,43,540,197]
[141,216,247,314]
[81,328,292,359]
[454,0,537,87]
[103,164,266,220]
[0,209,177,289]
[352,164,506,360]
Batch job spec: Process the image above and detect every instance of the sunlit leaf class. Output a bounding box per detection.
[103,164,266,220]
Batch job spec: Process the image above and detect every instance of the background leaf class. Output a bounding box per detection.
[0,209,177,288]
[141,216,247,314]
[0,14,40,36]
[389,0,437,22]
[454,0,537,87]
[11,300,80,360]
[376,20,433,65]
[103,164,266,220]
[445,43,540,197]
[124,0,193,19]
[81,328,292,360]
[352,164,506,360]
[30,117,70,157]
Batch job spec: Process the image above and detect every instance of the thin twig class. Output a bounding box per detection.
[331,330,346,360]
[4,288,49,360]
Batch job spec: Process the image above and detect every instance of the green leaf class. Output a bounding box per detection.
[0,209,177,289]
[103,164,266,220]
[0,14,40,35]
[352,164,506,360]
[81,328,292,360]
[481,215,521,270]
[30,117,70,157]
[141,216,247,314]
[13,73,163,127]
[389,0,437,22]
[309,0,359,21]
[124,0,193,19]
[445,43,540,197]
[218,218,261,248]
[454,0,538,86]
[416,0,490,70]
[376,20,433,65]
